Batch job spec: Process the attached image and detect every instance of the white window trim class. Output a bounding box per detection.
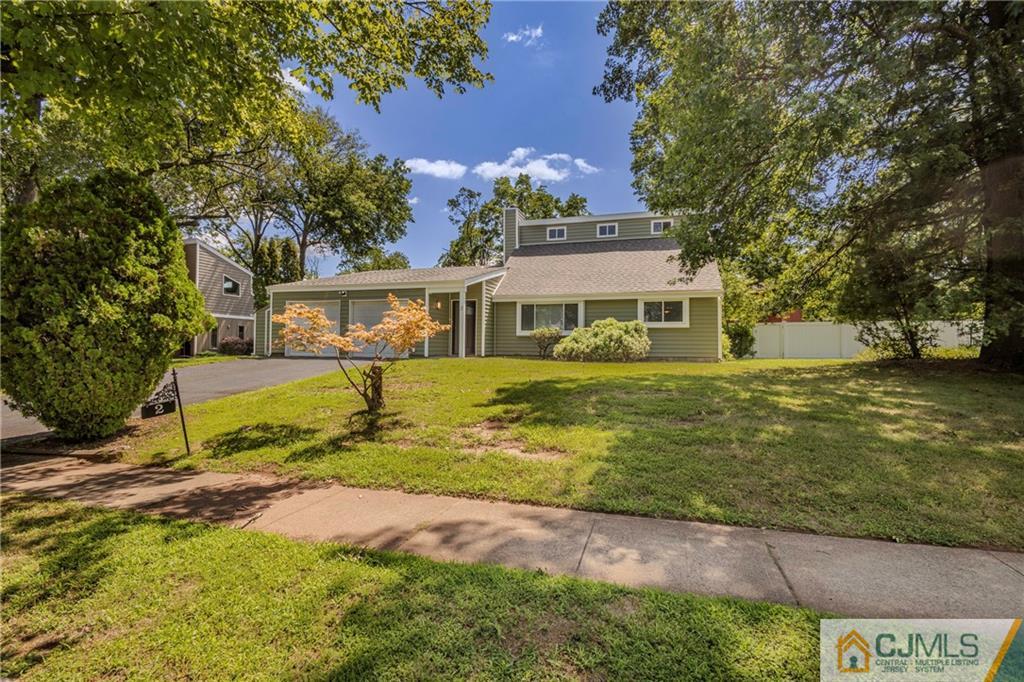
[651,219,673,235]
[546,226,567,241]
[223,274,241,297]
[637,298,690,328]
[515,301,584,336]
[596,222,618,238]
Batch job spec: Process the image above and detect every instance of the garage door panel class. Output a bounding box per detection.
[285,301,340,357]
[350,300,408,358]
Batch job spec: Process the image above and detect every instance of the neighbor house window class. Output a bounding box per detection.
[547,226,566,241]
[651,219,673,235]
[238,325,245,339]
[210,326,219,348]
[640,300,688,327]
[518,303,581,335]
[223,275,240,296]
[597,223,618,238]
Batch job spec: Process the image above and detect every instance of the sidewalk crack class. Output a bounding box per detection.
[574,518,597,574]
[987,551,1024,579]
[765,540,802,607]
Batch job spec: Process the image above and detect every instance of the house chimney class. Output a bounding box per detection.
[503,206,523,264]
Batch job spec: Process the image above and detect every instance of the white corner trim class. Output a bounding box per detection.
[266,291,273,356]
[515,301,584,337]
[637,297,690,328]
[424,290,430,358]
[596,222,618,238]
[717,295,723,360]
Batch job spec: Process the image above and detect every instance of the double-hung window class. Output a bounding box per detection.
[518,303,581,335]
[547,226,566,241]
[651,219,672,235]
[596,223,618,238]
[640,299,688,327]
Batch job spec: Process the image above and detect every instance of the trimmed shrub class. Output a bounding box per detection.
[218,336,254,355]
[855,320,938,359]
[529,326,562,359]
[724,323,755,358]
[553,318,651,362]
[721,332,733,360]
[1,170,211,440]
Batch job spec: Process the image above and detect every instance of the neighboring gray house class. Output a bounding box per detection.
[182,238,255,355]
[255,210,722,360]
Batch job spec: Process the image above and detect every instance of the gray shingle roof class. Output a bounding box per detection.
[494,238,721,298]
[267,265,502,291]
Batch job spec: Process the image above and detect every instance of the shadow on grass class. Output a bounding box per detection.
[283,412,412,463]
[204,422,320,460]
[483,362,1024,548]
[0,496,214,677]
[1,497,820,680]
[308,540,819,680]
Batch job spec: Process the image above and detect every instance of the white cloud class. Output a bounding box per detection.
[503,24,543,47]
[406,158,467,180]
[280,68,311,94]
[407,196,420,205]
[472,148,600,183]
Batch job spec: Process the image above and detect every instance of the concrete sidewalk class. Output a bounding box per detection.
[2,454,1021,618]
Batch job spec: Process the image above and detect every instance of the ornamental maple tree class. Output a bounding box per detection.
[273,295,447,412]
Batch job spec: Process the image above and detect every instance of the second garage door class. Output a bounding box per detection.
[350,299,408,358]
[285,300,341,357]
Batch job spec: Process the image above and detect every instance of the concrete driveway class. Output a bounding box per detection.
[1,358,342,440]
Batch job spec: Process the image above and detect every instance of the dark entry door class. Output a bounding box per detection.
[451,300,477,355]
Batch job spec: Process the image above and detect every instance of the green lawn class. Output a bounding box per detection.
[0,495,821,680]
[103,358,1022,549]
[171,354,242,368]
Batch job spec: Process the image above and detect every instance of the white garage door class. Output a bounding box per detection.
[350,299,408,358]
[285,301,340,357]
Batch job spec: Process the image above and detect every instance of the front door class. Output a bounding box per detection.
[451,300,477,356]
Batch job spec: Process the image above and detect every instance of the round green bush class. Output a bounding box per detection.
[553,318,651,362]
[1,170,211,440]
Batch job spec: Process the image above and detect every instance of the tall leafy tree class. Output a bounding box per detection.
[338,247,411,274]
[597,1,1023,366]
[277,108,413,278]
[251,237,303,309]
[438,174,589,265]
[1,0,493,203]
[279,238,302,283]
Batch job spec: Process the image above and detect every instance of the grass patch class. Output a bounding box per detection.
[171,354,242,368]
[98,358,1023,549]
[0,495,822,680]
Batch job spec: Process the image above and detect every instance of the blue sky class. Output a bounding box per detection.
[299,1,641,273]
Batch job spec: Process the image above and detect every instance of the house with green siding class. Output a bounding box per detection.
[256,209,722,360]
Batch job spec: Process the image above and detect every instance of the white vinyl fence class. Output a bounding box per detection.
[752,321,979,359]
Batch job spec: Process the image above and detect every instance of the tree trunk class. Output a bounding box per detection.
[977,155,1024,368]
[297,235,309,280]
[365,365,384,412]
[13,95,44,205]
